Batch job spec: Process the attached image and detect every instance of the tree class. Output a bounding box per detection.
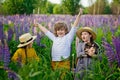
[46,1,55,14]
[34,0,47,14]
[53,4,63,14]
[87,0,108,14]
[22,0,37,14]
[111,0,120,15]
[0,2,8,15]
[2,0,37,15]
[2,0,23,15]
[103,5,112,14]
[61,0,81,15]
[0,1,3,14]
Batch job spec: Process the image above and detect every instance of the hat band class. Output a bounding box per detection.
[20,37,33,44]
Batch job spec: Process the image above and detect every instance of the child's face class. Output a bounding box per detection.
[56,28,66,37]
[81,31,92,42]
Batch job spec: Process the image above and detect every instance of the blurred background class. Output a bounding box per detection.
[0,0,120,15]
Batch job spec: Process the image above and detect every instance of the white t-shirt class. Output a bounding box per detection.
[45,27,77,61]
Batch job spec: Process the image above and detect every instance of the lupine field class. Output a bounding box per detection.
[0,14,120,80]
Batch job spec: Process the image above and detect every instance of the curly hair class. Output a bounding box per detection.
[54,22,68,37]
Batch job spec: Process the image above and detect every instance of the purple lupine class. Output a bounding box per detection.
[8,71,20,80]
[0,22,4,41]
[14,25,20,41]
[8,28,14,41]
[23,25,29,33]
[103,36,120,67]
[0,40,3,61]
[3,39,10,68]
[0,66,20,80]
[102,38,115,64]
[7,21,14,41]
[2,15,120,28]
[5,68,21,80]
[36,32,46,48]
[36,33,41,46]
[112,36,120,67]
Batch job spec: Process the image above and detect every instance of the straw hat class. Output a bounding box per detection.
[76,27,96,40]
[17,33,37,48]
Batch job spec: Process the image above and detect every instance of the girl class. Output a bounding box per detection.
[75,27,99,80]
[11,33,39,65]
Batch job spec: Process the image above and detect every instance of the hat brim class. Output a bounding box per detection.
[76,28,96,40]
[17,36,37,48]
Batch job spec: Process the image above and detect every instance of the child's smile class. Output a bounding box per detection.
[57,29,66,37]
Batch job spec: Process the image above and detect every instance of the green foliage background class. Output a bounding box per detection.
[0,0,119,15]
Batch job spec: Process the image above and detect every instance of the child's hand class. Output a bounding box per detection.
[87,47,95,56]
[37,23,43,28]
[34,23,38,27]
[73,8,82,27]
[34,23,41,28]
[34,22,48,33]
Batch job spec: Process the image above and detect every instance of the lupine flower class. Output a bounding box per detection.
[0,40,3,61]
[102,40,115,64]
[1,14,120,29]
[3,39,10,68]
[8,28,14,41]
[5,67,22,80]
[112,36,120,67]
[8,71,20,80]
[103,36,120,67]
[36,33,41,46]
[0,22,4,41]
[0,66,21,80]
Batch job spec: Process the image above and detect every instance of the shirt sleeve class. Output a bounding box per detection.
[45,31,56,41]
[67,27,77,43]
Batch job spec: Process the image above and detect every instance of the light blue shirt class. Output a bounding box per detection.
[45,27,77,61]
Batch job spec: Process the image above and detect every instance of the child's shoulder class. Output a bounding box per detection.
[16,48,24,52]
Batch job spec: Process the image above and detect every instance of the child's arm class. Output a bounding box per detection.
[67,8,82,42]
[73,8,82,27]
[37,23,48,33]
[36,23,55,41]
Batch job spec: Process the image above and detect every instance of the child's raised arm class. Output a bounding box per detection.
[36,23,48,33]
[73,8,83,27]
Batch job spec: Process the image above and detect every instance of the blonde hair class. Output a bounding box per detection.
[54,22,68,37]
